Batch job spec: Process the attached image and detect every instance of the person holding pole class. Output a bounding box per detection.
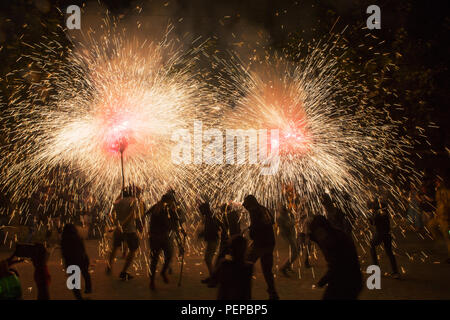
[106,185,142,281]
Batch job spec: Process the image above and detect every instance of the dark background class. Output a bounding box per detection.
[0,0,448,176]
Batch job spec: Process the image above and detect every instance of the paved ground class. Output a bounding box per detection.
[1,225,449,300]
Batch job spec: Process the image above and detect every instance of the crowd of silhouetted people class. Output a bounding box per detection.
[1,171,449,300]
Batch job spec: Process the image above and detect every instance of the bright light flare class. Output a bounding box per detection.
[0,21,210,216]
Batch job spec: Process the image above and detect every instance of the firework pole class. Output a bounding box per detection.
[117,137,129,198]
[120,150,125,198]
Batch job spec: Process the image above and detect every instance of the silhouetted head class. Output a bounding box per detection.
[199,202,212,216]
[161,190,176,204]
[62,223,78,237]
[166,188,176,197]
[61,223,81,243]
[370,198,387,213]
[307,215,332,244]
[242,195,259,210]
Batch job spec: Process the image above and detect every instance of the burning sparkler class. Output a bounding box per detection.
[0,15,422,248]
[0,19,209,220]
[206,40,421,220]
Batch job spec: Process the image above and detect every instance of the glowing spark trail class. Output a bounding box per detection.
[206,40,420,221]
[0,19,423,264]
[0,22,208,221]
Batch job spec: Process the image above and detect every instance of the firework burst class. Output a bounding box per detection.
[0,21,208,220]
[207,39,420,220]
[0,20,421,232]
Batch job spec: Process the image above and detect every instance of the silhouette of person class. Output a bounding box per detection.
[322,194,352,235]
[242,195,279,300]
[307,215,362,300]
[147,190,184,290]
[107,185,142,280]
[297,209,312,268]
[368,198,400,278]
[278,204,299,276]
[220,202,242,237]
[198,201,221,284]
[12,243,50,300]
[207,202,242,288]
[214,235,253,300]
[61,223,92,300]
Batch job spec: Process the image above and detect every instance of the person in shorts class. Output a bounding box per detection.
[107,185,142,280]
